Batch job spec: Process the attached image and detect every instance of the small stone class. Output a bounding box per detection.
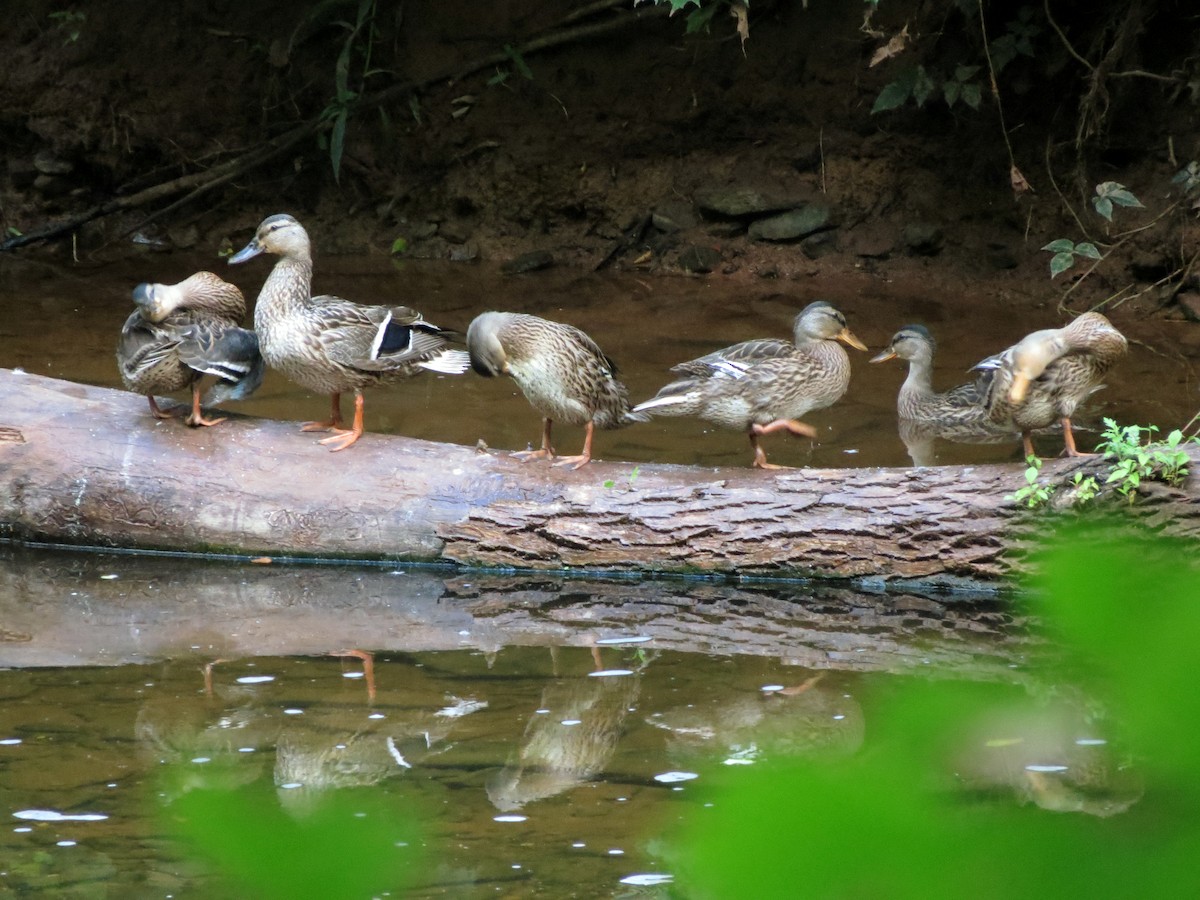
[748,204,832,242]
[1177,291,1200,322]
[167,224,200,250]
[439,220,473,244]
[800,230,836,259]
[34,150,73,176]
[651,200,699,233]
[902,223,944,256]
[695,186,795,218]
[501,250,554,274]
[678,244,723,273]
[448,240,479,262]
[33,174,72,198]
[846,224,896,259]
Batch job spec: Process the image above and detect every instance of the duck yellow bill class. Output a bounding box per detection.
[869,348,896,363]
[1008,373,1032,403]
[838,328,869,352]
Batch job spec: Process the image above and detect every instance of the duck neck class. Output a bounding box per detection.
[898,356,936,414]
[254,255,312,332]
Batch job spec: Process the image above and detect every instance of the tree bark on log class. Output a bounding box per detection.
[1,369,1197,585]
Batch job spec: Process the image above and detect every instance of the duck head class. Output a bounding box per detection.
[795,301,868,351]
[229,213,311,264]
[465,311,511,378]
[870,324,934,365]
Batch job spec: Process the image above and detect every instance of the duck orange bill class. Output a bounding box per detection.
[837,328,869,352]
[1008,373,1033,403]
[869,348,897,363]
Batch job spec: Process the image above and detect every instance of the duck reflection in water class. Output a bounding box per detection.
[646,672,865,764]
[487,647,646,812]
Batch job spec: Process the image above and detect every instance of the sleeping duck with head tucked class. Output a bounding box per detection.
[466,311,648,469]
[633,300,867,469]
[229,213,470,451]
[117,271,263,427]
[976,311,1127,458]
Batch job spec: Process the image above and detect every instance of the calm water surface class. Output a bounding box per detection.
[0,547,1140,898]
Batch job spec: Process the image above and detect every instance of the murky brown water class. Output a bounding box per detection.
[0,547,1136,898]
[2,252,1197,468]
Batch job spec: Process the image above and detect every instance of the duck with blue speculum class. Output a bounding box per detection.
[117,271,264,427]
[466,311,649,469]
[229,214,470,451]
[633,300,868,469]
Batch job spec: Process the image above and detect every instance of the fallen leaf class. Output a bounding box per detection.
[731,2,750,53]
[1010,164,1033,195]
[869,24,910,67]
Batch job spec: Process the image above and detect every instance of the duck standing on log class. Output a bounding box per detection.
[975,311,1128,458]
[117,271,263,427]
[633,300,868,469]
[466,311,648,469]
[229,214,470,451]
[870,324,1016,466]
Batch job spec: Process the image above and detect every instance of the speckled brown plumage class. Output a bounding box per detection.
[116,271,262,427]
[229,213,469,451]
[977,311,1128,457]
[633,300,867,469]
[466,311,647,469]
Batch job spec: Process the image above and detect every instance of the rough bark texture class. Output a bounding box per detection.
[1,369,1197,585]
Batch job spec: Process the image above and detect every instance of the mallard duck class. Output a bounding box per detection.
[466,311,648,469]
[229,214,470,451]
[633,300,868,469]
[117,271,263,427]
[976,311,1128,457]
[870,325,997,427]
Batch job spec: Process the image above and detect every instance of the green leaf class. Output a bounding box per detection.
[390,237,408,255]
[912,66,936,107]
[503,44,533,80]
[329,109,347,183]
[954,64,981,82]
[1074,241,1102,260]
[872,78,913,114]
[960,82,982,109]
[1042,238,1075,253]
[1093,195,1114,221]
[1108,189,1144,208]
[1049,251,1076,278]
[944,81,961,108]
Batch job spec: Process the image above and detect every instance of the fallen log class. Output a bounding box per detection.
[1,369,1197,584]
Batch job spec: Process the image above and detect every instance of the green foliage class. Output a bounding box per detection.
[390,236,408,255]
[48,10,86,44]
[943,64,983,109]
[1092,181,1144,222]
[1069,471,1100,504]
[313,0,384,183]
[987,5,1040,75]
[1007,454,1055,509]
[603,465,641,490]
[663,520,1200,899]
[635,0,746,36]
[1041,237,1101,278]
[871,65,937,113]
[164,779,425,899]
[1097,418,1196,502]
